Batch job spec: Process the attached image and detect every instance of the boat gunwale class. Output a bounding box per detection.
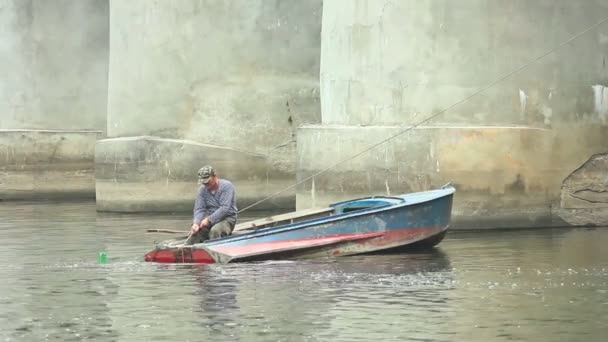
[329,195,405,208]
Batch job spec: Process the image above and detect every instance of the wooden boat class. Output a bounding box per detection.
[144,184,455,263]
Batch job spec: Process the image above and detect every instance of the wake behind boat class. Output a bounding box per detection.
[144,184,455,264]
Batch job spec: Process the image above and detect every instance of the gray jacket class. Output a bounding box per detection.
[193,179,237,225]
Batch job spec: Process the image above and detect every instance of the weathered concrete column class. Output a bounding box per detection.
[0,0,109,200]
[99,0,322,212]
[299,0,608,228]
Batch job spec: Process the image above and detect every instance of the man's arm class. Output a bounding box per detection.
[208,184,236,225]
[193,187,206,226]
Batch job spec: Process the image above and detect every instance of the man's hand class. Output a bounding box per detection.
[191,223,200,233]
[201,217,211,228]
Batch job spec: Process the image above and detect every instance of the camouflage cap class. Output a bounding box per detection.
[197,165,216,184]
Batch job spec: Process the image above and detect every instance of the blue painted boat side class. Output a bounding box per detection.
[205,187,454,248]
[206,186,454,246]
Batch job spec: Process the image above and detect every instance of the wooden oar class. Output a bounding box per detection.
[147,229,189,234]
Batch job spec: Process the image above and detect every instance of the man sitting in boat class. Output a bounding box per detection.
[186,165,238,244]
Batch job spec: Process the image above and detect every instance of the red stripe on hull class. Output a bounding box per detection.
[210,226,444,259]
[357,226,443,248]
[144,226,446,263]
[335,226,445,255]
[212,231,385,257]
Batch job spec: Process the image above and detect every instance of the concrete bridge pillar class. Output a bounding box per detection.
[96,0,323,212]
[0,0,108,200]
[298,0,608,228]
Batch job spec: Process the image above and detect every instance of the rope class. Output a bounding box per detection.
[178,230,195,250]
[236,14,608,214]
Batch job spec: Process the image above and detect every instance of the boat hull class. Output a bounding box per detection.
[145,186,454,263]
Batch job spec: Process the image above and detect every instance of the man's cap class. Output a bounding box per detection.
[197,165,216,184]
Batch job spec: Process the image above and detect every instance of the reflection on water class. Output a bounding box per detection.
[0,202,607,341]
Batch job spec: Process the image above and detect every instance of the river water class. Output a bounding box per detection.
[0,202,607,341]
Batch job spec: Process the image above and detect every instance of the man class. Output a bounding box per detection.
[186,165,238,245]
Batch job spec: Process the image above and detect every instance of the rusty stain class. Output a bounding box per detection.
[505,152,524,168]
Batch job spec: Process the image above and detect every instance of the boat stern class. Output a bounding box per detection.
[144,247,216,263]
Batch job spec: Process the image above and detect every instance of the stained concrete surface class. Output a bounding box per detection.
[558,153,608,226]
[320,0,608,127]
[106,0,322,170]
[98,0,322,211]
[2,0,608,228]
[0,0,109,200]
[96,136,294,212]
[296,123,608,229]
[300,0,608,228]
[0,130,100,200]
[0,0,108,131]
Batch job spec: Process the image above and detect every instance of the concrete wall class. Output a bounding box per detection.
[297,0,608,228]
[320,0,608,127]
[98,0,322,211]
[297,125,607,228]
[96,136,293,212]
[3,0,606,228]
[0,130,99,200]
[107,0,321,168]
[0,0,109,200]
[0,0,108,131]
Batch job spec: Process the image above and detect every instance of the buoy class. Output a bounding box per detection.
[98,252,108,264]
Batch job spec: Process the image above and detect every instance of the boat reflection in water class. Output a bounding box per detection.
[180,247,454,340]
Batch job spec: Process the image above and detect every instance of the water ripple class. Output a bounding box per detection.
[0,202,607,341]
